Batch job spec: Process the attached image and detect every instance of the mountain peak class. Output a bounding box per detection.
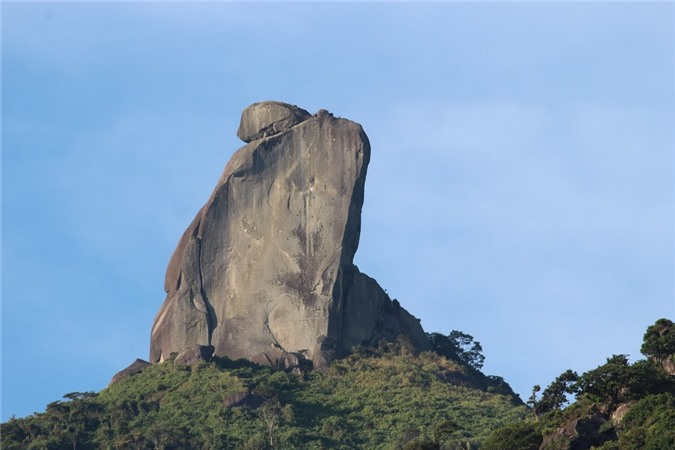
[150,102,427,368]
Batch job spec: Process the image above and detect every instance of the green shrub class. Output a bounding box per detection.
[1,351,528,450]
[481,421,542,450]
[616,393,675,450]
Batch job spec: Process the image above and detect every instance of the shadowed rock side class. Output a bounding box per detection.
[150,101,427,367]
[110,359,150,386]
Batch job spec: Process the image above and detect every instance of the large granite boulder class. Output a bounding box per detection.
[150,101,428,367]
[540,413,616,450]
[110,358,151,385]
[223,390,267,409]
[174,345,215,365]
[237,101,312,143]
[250,347,311,372]
[662,357,675,376]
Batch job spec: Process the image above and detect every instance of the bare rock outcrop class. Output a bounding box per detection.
[223,391,267,409]
[661,356,675,376]
[250,347,311,372]
[150,101,427,367]
[540,413,616,450]
[174,345,215,365]
[110,358,151,385]
[237,102,311,143]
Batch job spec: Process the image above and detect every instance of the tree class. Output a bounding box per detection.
[617,393,675,450]
[576,355,631,404]
[427,333,459,361]
[621,359,675,399]
[527,385,541,419]
[535,369,578,415]
[641,318,675,362]
[145,421,192,450]
[427,331,485,371]
[258,398,282,449]
[449,330,485,371]
[482,421,542,450]
[431,419,458,444]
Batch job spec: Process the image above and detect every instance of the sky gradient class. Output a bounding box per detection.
[2,1,674,421]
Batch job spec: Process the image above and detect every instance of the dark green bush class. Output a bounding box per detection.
[481,421,541,450]
[1,352,527,450]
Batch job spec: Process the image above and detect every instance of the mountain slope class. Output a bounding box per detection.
[481,318,675,450]
[1,340,527,449]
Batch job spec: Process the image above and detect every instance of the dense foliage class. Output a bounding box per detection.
[481,421,541,450]
[427,331,485,371]
[1,339,527,450]
[485,318,675,450]
[641,318,675,362]
[4,319,673,449]
[606,392,675,450]
[528,369,578,417]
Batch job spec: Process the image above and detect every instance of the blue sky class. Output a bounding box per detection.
[2,1,673,420]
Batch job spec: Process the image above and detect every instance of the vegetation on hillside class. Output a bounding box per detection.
[1,336,527,450]
[3,319,673,449]
[482,318,675,450]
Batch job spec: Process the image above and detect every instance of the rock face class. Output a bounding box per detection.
[540,413,616,450]
[150,101,427,367]
[610,403,633,425]
[174,345,215,365]
[110,359,151,385]
[237,101,312,143]
[223,391,267,409]
[250,347,311,372]
[661,356,675,376]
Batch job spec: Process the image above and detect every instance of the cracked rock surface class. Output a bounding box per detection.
[150,101,427,366]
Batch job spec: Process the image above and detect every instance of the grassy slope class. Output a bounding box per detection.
[1,346,528,449]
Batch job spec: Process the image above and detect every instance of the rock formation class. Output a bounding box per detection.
[250,347,311,373]
[150,101,427,367]
[110,358,150,385]
[223,391,267,409]
[539,413,616,450]
[174,345,215,365]
[661,357,675,376]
